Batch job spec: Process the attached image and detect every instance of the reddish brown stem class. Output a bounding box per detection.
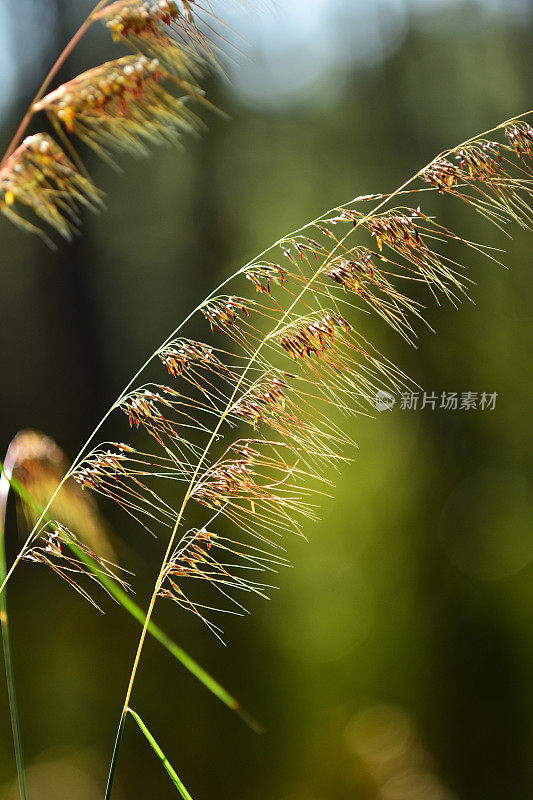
[0,0,110,171]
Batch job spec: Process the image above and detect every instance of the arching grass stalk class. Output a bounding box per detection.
[103,108,533,794]
[1,9,533,785]
[4,107,531,601]
[0,107,531,793]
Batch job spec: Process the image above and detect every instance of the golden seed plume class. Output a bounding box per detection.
[94,0,216,74]
[0,134,102,243]
[33,55,202,162]
[1,0,222,243]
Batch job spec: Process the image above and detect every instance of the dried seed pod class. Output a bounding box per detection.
[0,133,102,241]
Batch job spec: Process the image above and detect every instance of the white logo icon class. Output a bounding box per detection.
[374,390,396,411]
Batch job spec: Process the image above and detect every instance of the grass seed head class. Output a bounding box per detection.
[23,521,129,608]
[33,56,201,159]
[94,1,209,77]
[0,133,102,241]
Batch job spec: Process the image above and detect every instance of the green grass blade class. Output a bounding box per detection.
[0,461,260,732]
[0,470,28,800]
[127,707,194,799]
[105,714,125,800]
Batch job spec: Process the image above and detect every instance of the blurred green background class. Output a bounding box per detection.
[0,0,533,798]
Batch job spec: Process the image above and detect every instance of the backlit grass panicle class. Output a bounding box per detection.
[228,371,354,465]
[94,0,218,75]
[158,522,289,641]
[0,0,220,245]
[23,521,129,610]
[7,112,532,638]
[0,431,123,614]
[0,134,102,244]
[4,429,127,608]
[46,112,533,640]
[159,339,234,381]
[33,56,202,163]
[420,123,533,230]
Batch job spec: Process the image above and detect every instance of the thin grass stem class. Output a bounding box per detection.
[0,466,28,800]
